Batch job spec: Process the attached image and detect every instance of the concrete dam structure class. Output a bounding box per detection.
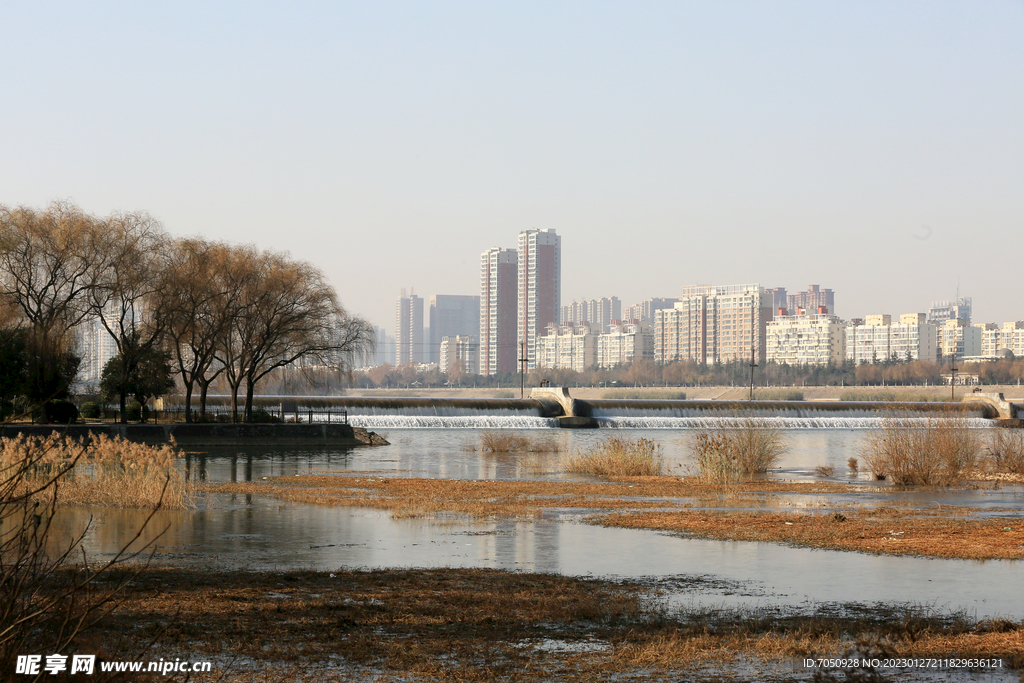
[328,389,1006,430]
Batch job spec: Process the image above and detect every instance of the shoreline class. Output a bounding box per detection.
[0,422,389,447]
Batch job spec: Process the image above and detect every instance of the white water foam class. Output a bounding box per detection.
[347,415,559,429]
[597,416,994,430]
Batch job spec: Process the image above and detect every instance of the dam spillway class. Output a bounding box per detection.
[323,394,997,430]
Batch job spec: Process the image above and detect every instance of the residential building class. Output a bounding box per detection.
[561,296,621,332]
[597,323,653,369]
[928,297,972,324]
[788,285,834,316]
[655,284,773,365]
[981,321,1024,357]
[395,289,424,365]
[480,247,518,376]
[890,313,938,362]
[74,313,119,389]
[766,314,845,366]
[845,315,891,364]
[937,319,981,361]
[428,295,480,364]
[621,297,679,326]
[764,287,788,316]
[518,229,561,370]
[439,335,478,375]
[535,323,596,373]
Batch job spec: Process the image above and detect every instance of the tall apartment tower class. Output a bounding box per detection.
[428,295,480,364]
[518,229,561,370]
[395,289,424,365]
[480,248,518,375]
[788,285,834,315]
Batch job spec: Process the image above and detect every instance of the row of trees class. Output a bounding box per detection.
[0,201,374,422]
[350,355,1019,390]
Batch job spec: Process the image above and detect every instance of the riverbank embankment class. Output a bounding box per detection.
[0,422,388,447]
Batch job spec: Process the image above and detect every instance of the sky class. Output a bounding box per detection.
[2,1,1023,331]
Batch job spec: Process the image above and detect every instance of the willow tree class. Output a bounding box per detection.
[161,238,243,422]
[217,249,374,422]
[88,211,170,421]
[0,201,106,403]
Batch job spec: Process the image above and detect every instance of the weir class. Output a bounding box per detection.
[329,390,999,430]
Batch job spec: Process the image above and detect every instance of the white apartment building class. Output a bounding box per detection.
[655,284,772,365]
[937,319,981,361]
[890,313,937,362]
[765,314,844,366]
[439,335,478,375]
[597,323,652,369]
[535,323,596,373]
[980,321,1024,357]
[845,315,891,364]
[845,313,938,364]
[74,315,119,389]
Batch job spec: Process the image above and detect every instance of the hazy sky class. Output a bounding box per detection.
[2,1,1023,330]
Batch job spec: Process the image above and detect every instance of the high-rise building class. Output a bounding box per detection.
[518,229,561,370]
[428,295,480,364]
[928,297,972,324]
[846,313,938,364]
[561,296,621,332]
[480,247,518,376]
[74,312,119,390]
[439,335,479,375]
[395,289,424,365]
[655,284,773,365]
[764,287,788,316]
[788,285,834,316]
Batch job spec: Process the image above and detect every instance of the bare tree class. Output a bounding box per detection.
[0,201,107,403]
[88,211,170,422]
[217,249,374,421]
[161,238,246,422]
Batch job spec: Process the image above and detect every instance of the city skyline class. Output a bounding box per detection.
[2,3,1023,330]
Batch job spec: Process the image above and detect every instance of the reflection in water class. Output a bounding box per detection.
[54,495,1024,619]
[47,428,1024,622]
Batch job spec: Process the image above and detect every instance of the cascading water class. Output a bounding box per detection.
[330,396,995,430]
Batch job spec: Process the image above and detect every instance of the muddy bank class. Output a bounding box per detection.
[80,566,1024,682]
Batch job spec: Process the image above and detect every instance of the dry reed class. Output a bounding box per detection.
[690,417,788,482]
[565,436,663,476]
[814,465,834,477]
[863,415,980,485]
[1,432,191,508]
[478,430,560,453]
[987,428,1024,475]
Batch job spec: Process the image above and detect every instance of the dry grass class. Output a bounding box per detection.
[863,415,980,485]
[599,509,1024,560]
[476,430,560,453]
[690,418,788,482]
[987,428,1024,475]
[1,432,191,508]
[565,436,663,476]
[814,465,834,477]
[78,566,1024,681]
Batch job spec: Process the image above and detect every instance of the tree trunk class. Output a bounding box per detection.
[199,381,209,422]
[183,382,194,423]
[244,377,255,423]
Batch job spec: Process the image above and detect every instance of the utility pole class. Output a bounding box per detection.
[520,340,528,399]
[748,345,758,400]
